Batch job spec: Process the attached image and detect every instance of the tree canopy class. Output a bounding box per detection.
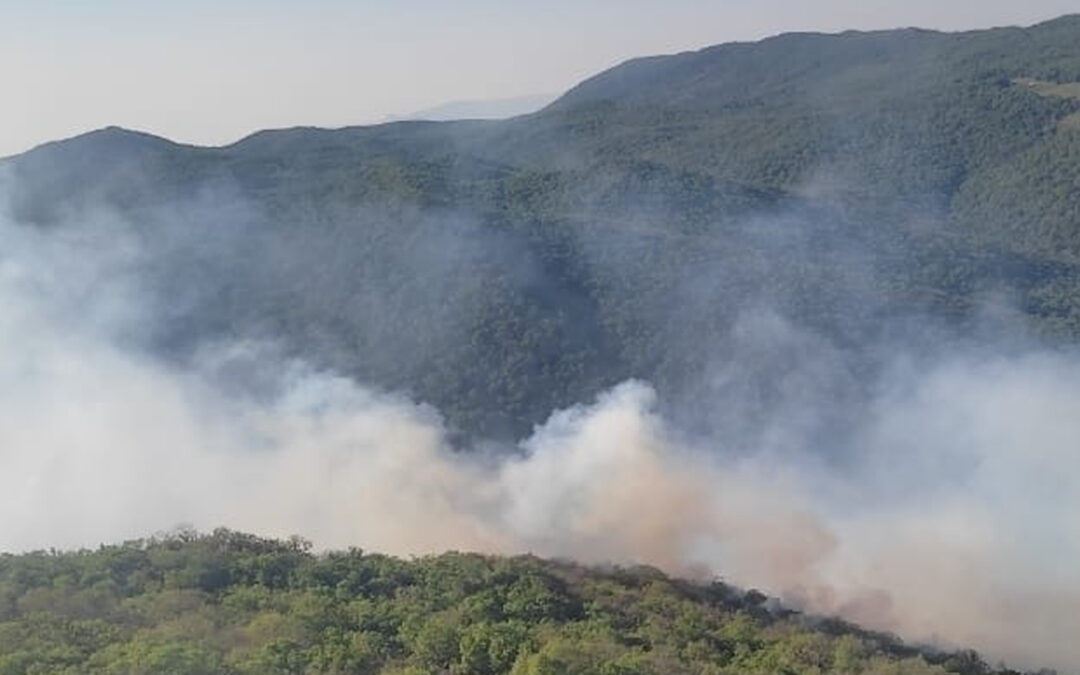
[0,530,1041,675]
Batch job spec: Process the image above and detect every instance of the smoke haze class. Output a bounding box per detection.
[1,189,1078,672]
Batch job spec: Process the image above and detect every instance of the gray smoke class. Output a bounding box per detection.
[1,186,1078,672]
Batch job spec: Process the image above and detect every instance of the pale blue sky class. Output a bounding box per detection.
[1,1,1078,156]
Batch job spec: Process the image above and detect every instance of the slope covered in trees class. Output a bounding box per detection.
[2,17,1079,440]
[0,530,1041,675]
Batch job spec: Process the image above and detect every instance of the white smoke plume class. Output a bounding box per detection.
[1,199,1078,672]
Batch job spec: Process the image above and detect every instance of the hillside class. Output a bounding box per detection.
[0,530,1036,675]
[2,17,1079,441]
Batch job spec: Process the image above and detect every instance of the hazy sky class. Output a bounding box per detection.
[2,0,1078,156]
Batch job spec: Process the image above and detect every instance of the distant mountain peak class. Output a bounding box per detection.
[385,93,558,122]
[13,126,177,162]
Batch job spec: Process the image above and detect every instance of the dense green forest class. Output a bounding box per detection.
[4,15,1080,439]
[0,530,1042,675]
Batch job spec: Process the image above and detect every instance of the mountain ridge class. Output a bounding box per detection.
[3,15,1079,438]
[20,14,1080,158]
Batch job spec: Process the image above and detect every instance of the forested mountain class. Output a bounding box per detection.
[3,15,1079,439]
[0,530,1038,675]
[3,15,1080,675]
